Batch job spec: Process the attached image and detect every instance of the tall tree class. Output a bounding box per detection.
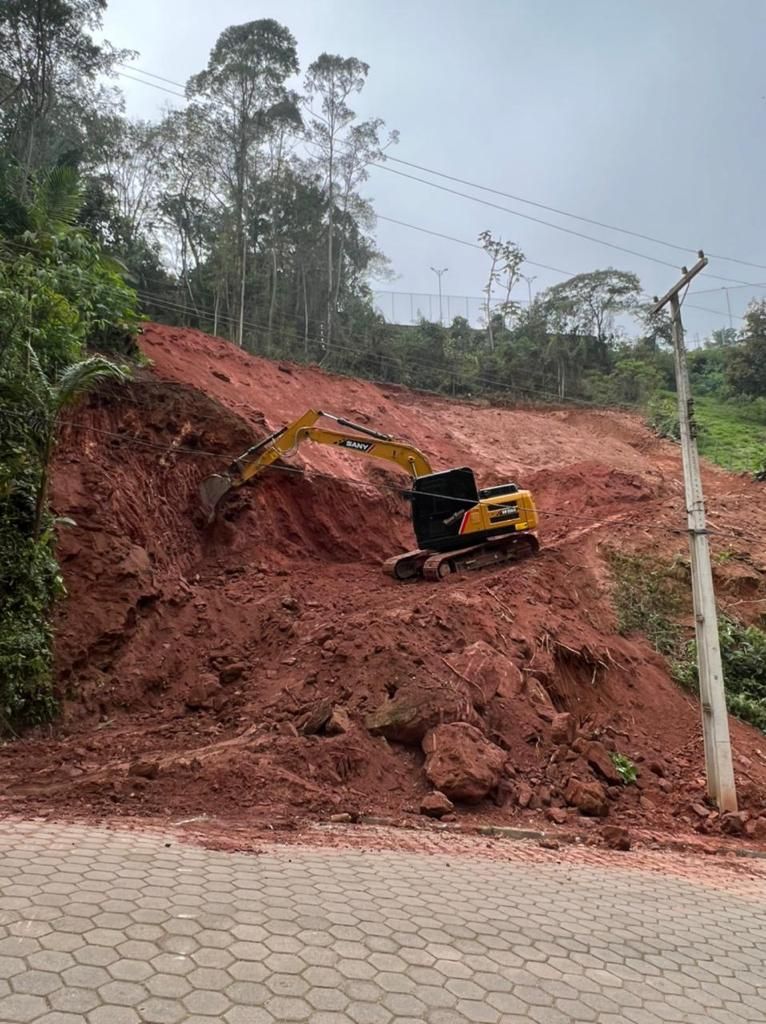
[187,19,300,345]
[543,269,641,345]
[478,231,525,351]
[0,0,129,175]
[727,300,766,397]
[304,54,370,352]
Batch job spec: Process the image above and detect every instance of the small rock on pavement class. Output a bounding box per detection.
[744,817,766,839]
[564,778,609,818]
[721,811,749,835]
[128,759,160,780]
[515,781,533,809]
[420,791,455,819]
[329,812,353,824]
[325,707,352,735]
[602,825,631,851]
[551,712,576,746]
[539,837,560,850]
[546,807,568,825]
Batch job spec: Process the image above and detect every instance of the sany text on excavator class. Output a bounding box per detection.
[199,410,539,581]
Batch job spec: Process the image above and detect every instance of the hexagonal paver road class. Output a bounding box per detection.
[0,822,765,1023]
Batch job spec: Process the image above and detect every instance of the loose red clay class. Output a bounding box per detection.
[2,322,766,852]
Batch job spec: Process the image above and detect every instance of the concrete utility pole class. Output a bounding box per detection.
[652,253,737,813]
[430,267,448,324]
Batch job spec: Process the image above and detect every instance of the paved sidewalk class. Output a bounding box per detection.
[0,822,764,1023]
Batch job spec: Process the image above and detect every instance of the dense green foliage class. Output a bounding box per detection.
[0,160,136,729]
[608,551,766,734]
[674,618,766,734]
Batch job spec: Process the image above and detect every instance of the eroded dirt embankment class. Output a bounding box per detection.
[2,322,766,848]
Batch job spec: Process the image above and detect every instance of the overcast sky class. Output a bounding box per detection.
[102,0,766,340]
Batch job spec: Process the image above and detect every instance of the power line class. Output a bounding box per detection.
[373,214,745,323]
[372,163,758,288]
[113,59,766,285]
[692,281,766,296]
[114,70,186,99]
[1,225,745,326]
[385,155,766,274]
[115,62,187,91]
[376,214,576,278]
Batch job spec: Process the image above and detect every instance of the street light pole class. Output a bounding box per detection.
[520,273,537,307]
[652,254,737,813]
[723,287,733,331]
[430,266,448,325]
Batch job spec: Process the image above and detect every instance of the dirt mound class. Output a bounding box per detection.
[2,322,766,848]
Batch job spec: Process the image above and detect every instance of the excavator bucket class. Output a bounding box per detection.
[199,473,233,521]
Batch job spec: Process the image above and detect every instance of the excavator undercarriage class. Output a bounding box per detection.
[199,409,539,582]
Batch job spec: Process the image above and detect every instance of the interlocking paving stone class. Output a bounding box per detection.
[0,822,765,1022]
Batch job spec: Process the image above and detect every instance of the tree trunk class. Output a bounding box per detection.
[326,134,335,352]
[485,253,497,352]
[332,232,346,343]
[237,227,246,347]
[267,248,278,356]
[302,266,310,360]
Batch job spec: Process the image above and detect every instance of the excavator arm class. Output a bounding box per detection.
[200,409,433,518]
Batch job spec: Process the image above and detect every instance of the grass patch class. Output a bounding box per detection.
[607,549,766,734]
[610,752,637,785]
[647,393,766,473]
[606,549,686,657]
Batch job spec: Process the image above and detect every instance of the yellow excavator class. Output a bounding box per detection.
[199,409,539,581]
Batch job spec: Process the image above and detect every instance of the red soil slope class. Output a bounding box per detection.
[2,322,766,845]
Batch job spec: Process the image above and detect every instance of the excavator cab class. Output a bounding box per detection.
[410,468,480,552]
[409,468,528,553]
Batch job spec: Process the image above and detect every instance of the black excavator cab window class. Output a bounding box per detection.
[410,467,479,551]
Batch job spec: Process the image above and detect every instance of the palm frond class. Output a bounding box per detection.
[31,167,83,233]
[54,356,129,412]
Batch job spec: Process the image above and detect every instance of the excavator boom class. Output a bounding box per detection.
[199,409,433,519]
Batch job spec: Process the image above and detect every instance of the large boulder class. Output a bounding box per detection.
[444,641,523,707]
[422,723,506,803]
[365,683,475,745]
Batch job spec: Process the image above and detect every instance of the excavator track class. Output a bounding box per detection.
[384,532,539,582]
[382,549,431,580]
